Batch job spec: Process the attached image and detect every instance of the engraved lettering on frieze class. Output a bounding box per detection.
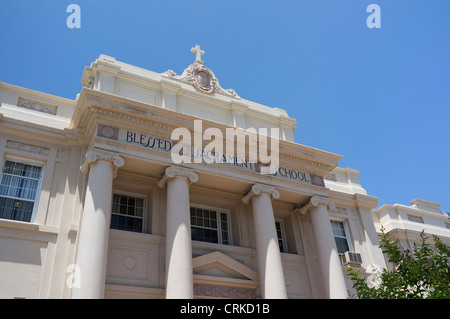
[97,125,119,140]
[193,283,256,299]
[6,140,50,156]
[17,97,58,115]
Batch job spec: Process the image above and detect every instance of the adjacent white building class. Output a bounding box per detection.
[372,198,450,264]
[0,47,448,299]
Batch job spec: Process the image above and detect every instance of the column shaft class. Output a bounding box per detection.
[73,160,114,299]
[251,192,288,299]
[165,176,194,298]
[309,204,348,299]
[158,166,198,299]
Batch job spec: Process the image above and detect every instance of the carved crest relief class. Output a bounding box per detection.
[192,65,213,94]
[162,45,240,98]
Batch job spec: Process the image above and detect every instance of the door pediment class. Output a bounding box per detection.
[192,251,259,299]
[192,251,258,281]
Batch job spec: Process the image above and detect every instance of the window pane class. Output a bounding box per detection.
[220,212,230,245]
[190,208,231,245]
[191,227,218,243]
[0,197,34,222]
[111,214,143,233]
[331,220,346,237]
[0,171,41,200]
[278,239,285,253]
[110,193,145,233]
[0,161,42,223]
[135,206,143,217]
[275,221,286,252]
[335,237,350,254]
[3,161,41,179]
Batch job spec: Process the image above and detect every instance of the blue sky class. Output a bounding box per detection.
[1,1,449,212]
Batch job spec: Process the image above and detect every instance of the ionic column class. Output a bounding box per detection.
[158,166,198,299]
[299,197,347,299]
[72,150,124,299]
[242,184,287,299]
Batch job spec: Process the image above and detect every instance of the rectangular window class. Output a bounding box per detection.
[110,193,145,233]
[190,206,231,245]
[0,160,43,222]
[275,220,287,253]
[330,220,351,254]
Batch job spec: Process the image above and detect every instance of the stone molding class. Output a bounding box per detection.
[80,150,124,178]
[296,196,336,215]
[6,140,50,156]
[17,97,58,115]
[157,166,199,188]
[77,103,337,175]
[193,283,255,299]
[242,184,280,204]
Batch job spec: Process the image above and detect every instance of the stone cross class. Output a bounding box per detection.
[191,44,205,64]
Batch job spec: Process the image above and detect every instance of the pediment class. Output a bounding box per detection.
[192,251,258,281]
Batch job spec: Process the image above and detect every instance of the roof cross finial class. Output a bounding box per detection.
[191,44,205,64]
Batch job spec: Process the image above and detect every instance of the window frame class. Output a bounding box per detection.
[110,190,147,233]
[275,219,288,253]
[330,218,354,254]
[0,155,45,223]
[190,204,233,245]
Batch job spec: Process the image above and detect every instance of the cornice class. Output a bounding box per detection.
[0,81,76,106]
[327,189,379,207]
[72,89,342,177]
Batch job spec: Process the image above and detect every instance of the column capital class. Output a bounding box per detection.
[242,183,280,204]
[80,150,124,178]
[157,166,199,188]
[296,196,336,215]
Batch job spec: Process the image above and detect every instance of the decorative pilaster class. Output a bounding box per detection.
[297,196,347,299]
[158,166,198,299]
[242,184,287,299]
[72,150,124,299]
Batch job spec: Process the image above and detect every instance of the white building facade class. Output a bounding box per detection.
[0,47,447,299]
[372,198,450,266]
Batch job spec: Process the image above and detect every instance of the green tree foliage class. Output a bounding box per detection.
[348,227,450,299]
